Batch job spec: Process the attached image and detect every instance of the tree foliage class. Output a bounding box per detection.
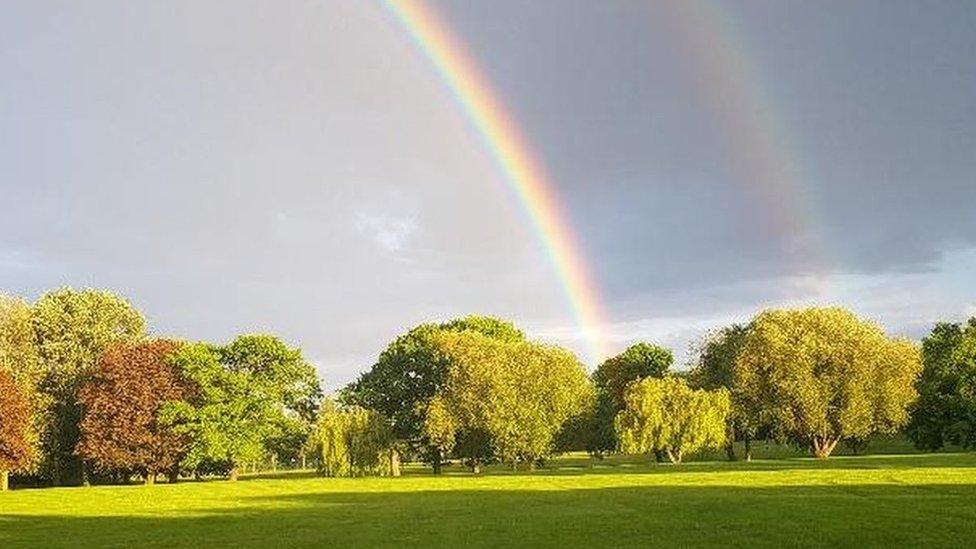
[32,288,146,484]
[688,324,754,460]
[0,367,31,490]
[314,400,393,477]
[430,331,594,468]
[615,376,729,464]
[735,307,922,459]
[160,343,276,479]
[907,318,976,451]
[345,316,525,466]
[0,294,44,473]
[77,340,192,482]
[589,343,672,454]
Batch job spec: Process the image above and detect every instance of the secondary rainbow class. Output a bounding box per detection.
[382,0,611,364]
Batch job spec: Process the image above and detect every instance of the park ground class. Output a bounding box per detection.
[2,448,976,548]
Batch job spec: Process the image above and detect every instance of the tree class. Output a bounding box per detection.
[345,316,524,472]
[159,343,276,480]
[0,294,44,475]
[32,288,146,484]
[219,334,323,466]
[430,331,593,469]
[0,367,30,491]
[688,325,756,460]
[615,376,730,464]
[77,340,192,484]
[735,307,921,459]
[314,400,394,477]
[589,343,672,455]
[907,318,976,451]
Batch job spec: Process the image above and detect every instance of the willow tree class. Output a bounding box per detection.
[314,400,393,477]
[589,343,673,455]
[430,331,593,470]
[615,376,729,464]
[735,307,921,459]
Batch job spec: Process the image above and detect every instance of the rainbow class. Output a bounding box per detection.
[381,0,611,364]
[659,1,830,284]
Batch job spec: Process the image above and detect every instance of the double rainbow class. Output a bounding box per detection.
[383,0,610,364]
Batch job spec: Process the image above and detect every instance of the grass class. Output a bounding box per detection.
[3,451,976,548]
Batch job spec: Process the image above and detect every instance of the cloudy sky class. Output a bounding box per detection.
[2,1,974,388]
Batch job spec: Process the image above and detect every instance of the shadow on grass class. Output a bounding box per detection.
[3,478,976,548]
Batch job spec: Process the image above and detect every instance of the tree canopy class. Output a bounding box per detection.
[735,307,921,458]
[32,288,147,484]
[430,330,594,468]
[77,340,193,483]
[907,318,976,451]
[0,367,30,490]
[615,376,730,464]
[589,343,673,454]
[345,315,525,467]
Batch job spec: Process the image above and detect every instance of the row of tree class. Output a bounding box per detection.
[4,287,976,487]
[0,289,322,489]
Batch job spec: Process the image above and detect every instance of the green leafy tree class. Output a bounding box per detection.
[160,343,276,480]
[32,288,146,484]
[219,334,323,465]
[589,343,673,455]
[735,307,921,459]
[688,325,756,460]
[431,331,593,469]
[345,315,524,472]
[314,400,393,477]
[615,376,730,464]
[907,318,976,450]
[0,294,44,475]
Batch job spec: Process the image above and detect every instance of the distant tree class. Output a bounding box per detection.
[589,343,672,455]
[0,367,31,491]
[0,294,44,474]
[907,318,976,451]
[431,331,593,469]
[77,340,192,484]
[615,376,730,464]
[160,343,276,481]
[735,308,921,459]
[32,288,146,484]
[688,325,756,460]
[314,400,394,477]
[345,316,524,472]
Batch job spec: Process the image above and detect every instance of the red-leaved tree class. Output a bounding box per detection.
[0,367,30,491]
[77,340,193,484]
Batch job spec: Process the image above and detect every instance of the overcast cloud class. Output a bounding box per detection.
[2,1,974,388]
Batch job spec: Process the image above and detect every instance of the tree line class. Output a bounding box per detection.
[3,287,976,489]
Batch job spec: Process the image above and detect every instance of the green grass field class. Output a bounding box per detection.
[3,452,976,548]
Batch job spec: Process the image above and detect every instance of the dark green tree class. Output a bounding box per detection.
[907,318,976,451]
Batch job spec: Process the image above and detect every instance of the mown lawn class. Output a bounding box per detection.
[2,453,976,548]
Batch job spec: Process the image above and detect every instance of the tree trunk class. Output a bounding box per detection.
[812,436,839,459]
[228,466,240,481]
[301,454,307,470]
[432,459,442,475]
[271,454,277,473]
[666,448,682,464]
[1,470,9,491]
[724,441,737,462]
[389,448,401,477]
[654,449,666,463]
[744,436,752,462]
[144,472,155,486]
[167,469,180,484]
[470,461,480,475]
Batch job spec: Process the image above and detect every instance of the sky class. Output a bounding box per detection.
[2,1,974,389]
